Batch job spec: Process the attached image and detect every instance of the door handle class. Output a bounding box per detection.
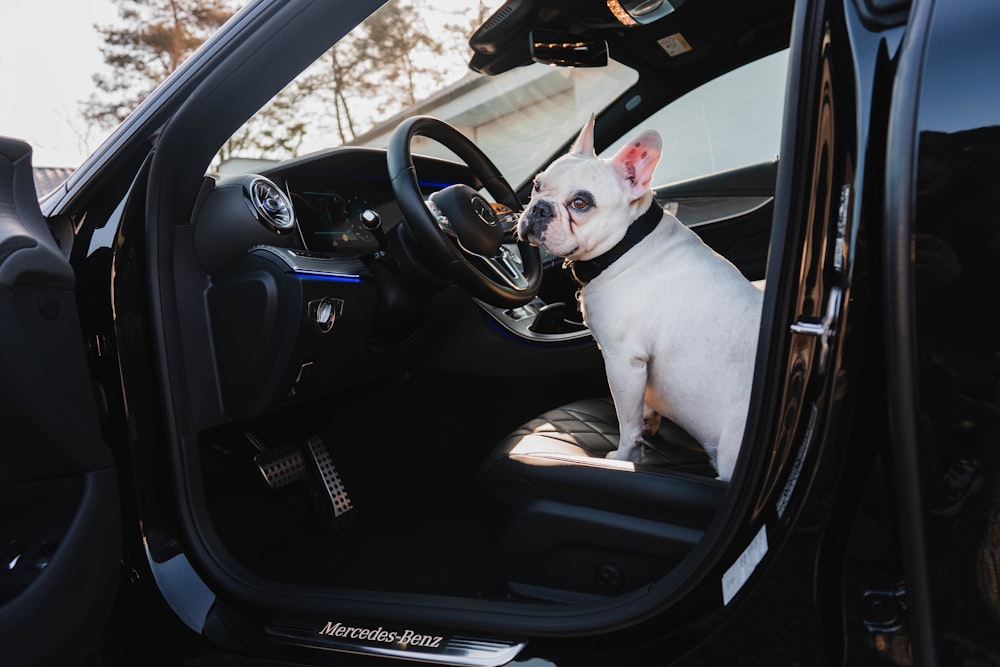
[790,285,843,374]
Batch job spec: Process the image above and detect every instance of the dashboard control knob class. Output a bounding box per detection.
[308,297,343,333]
[361,208,390,249]
[360,208,381,230]
[316,300,333,324]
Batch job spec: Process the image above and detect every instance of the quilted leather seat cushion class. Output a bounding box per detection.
[481,398,726,525]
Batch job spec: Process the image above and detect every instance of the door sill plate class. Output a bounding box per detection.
[266,618,526,666]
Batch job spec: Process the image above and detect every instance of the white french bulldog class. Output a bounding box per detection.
[517,116,762,481]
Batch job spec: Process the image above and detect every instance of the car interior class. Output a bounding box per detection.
[125,0,793,628]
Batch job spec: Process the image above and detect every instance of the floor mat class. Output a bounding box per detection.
[199,367,610,599]
[259,513,509,597]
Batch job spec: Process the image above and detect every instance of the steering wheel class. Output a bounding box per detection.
[387,115,542,308]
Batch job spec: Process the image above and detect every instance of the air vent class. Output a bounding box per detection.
[243,176,295,234]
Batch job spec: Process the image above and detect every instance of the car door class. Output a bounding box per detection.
[883,0,1000,663]
[0,137,120,666]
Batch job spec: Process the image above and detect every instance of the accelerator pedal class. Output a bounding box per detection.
[302,435,354,531]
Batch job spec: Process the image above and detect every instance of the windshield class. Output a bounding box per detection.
[214,0,638,186]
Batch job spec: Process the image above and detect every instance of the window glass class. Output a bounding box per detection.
[214,0,638,186]
[601,50,788,186]
[365,61,639,187]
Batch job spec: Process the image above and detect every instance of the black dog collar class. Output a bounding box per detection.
[564,200,663,286]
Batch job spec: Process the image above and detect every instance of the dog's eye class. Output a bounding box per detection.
[532,180,541,193]
[570,197,590,210]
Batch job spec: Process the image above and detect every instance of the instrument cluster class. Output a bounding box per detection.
[288,175,399,256]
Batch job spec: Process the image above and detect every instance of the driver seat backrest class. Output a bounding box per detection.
[480,397,727,601]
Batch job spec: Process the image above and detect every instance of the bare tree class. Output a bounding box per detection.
[84,0,235,127]
[295,0,479,144]
[85,0,489,158]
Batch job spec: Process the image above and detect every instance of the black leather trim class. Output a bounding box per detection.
[482,398,726,526]
[0,138,73,289]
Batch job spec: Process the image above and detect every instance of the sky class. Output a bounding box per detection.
[1,1,119,167]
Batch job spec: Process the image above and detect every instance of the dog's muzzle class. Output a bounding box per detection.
[518,199,555,242]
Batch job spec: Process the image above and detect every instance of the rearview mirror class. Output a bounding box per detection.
[529,29,609,68]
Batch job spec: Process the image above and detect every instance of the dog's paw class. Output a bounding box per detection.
[606,444,644,464]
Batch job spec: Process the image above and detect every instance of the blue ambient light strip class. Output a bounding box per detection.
[293,271,362,283]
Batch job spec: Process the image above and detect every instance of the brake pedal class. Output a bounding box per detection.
[253,443,306,489]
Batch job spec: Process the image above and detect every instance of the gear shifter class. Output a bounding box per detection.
[529,301,577,334]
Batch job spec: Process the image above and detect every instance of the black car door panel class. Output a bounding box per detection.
[655,160,778,281]
[0,137,120,666]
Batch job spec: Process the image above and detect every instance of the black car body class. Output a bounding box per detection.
[2,0,999,665]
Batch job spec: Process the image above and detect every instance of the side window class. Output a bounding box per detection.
[601,50,788,186]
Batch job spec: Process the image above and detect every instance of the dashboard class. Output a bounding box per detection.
[274,147,479,258]
[188,146,486,421]
[191,146,486,275]
[184,144,592,425]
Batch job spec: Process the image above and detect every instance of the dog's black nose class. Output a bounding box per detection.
[530,199,555,221]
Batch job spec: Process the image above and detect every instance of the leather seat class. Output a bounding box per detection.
[482,397,725,523]
[481,397,727,600]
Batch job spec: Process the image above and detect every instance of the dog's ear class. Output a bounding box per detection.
[610,130,662,199]
[569,113,597,156]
